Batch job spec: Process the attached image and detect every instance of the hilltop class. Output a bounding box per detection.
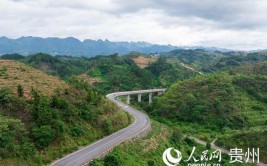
[0,60,68,97]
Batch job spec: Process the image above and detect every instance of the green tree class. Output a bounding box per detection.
[0,115,27,158]
[32,125,54,149]
[0,87,13,104]
[148,160,155,166]
[104,155,121,166]
[103,119,113,134]
[17,84,24,97]
[206,142,211,150]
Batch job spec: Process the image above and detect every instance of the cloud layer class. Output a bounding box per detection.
[1,0,267,50]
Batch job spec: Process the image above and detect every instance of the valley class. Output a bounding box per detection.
[1,1,267,166]
[0,49,266,166]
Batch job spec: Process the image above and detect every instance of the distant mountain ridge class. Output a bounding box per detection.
[0,36,232,57]
[0,36,179,57]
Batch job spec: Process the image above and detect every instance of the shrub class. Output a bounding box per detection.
[206,142,211,150]
[17,84,24,97]
[171,127,183,143]
[103,119,113,134]
[71,126,84,137]
[32,125,54,149]
[104,155,121,166]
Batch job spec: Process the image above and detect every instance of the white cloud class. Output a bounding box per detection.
[0,0,267,50]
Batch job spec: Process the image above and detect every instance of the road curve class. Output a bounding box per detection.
[51,89,166,166]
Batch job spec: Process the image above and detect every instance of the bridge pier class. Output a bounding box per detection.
[126,95,130,104]
[121,89,165,105]
[138,94,141,102]
[149,93,152,104]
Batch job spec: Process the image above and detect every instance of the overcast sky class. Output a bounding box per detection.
[0,0,267,50]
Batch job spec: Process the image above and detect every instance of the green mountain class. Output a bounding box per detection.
[153,72,266,129]
[0,36,178,56]
[86,54,199,93]
[162,49,267,73]
[162,49,226,68]
[146,63,267,163]
[208,52,267,72]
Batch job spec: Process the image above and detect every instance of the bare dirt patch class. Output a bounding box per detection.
[132,56,157,68]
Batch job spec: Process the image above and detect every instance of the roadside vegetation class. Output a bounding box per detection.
[90,120,254,166]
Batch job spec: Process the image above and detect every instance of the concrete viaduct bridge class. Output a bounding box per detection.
[113,89,167,104]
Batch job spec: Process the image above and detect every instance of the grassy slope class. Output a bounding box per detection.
[0,60,69,97]
[0,53,90,80]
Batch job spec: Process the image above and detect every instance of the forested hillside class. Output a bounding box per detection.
[152,72,266,129]
[208,52,267,72]
[0,61,131,165]
[147,62,267,163]
[86,54,199,93]
[162,49,267,73]
[162,49,225,68]
[0,53,198,93]
[1,53,90,80]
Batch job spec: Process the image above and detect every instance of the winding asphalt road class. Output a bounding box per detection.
[51,89,166,166]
